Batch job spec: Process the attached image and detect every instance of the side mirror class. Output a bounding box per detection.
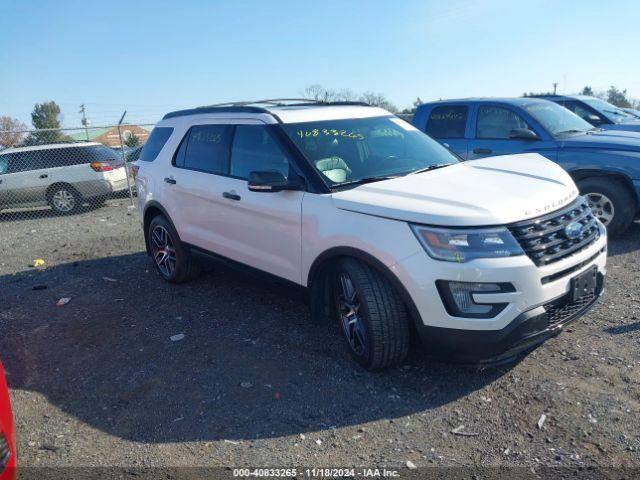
[248,170,301,193]
[586,114,602,125]
[509,128,540,141]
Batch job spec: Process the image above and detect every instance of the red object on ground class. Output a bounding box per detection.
[0,362,16,480]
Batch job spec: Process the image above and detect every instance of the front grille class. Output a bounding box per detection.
[545,290,597,328]
[0,432,10,471]
[508,197,600,266]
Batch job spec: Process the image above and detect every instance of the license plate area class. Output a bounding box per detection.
[570,266,597,301]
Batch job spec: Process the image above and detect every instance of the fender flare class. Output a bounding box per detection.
[142,201,180,254]
[307,246,423,328]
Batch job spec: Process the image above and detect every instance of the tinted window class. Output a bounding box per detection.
[230,126,290,180]
[182,125,233,174]
[60,145,119,166]
[426,106,468,139]
[0,154,11,174]
[562,101,605,124]
[523,101,592,136]
[4,151,47,172]
[476,106,530,139]
[139,127,173,162]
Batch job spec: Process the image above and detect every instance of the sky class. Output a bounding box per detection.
[1,0,639,129]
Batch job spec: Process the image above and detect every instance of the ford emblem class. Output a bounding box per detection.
[564,222,584,239]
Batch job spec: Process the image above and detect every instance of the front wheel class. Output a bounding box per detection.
[578,177,635,235]
[148,215,201,283]
[333,258,409,370]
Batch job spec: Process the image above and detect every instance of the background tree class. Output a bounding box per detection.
[124,131,140,148]
[606,86,632,108]
[581,85,594,96]
[358,91,398,112]
[401,97,424,114]
[302,84,340,102]
[0,116,27,149]
[302,84,397,111]
[23,101,72,145]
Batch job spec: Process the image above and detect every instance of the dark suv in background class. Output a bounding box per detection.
[533,95,640,133]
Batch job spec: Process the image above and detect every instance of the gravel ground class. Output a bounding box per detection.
[1,199,639,477]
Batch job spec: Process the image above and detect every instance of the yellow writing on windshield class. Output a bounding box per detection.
[296,128,365,140]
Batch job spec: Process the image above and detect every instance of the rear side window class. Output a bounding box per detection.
[139,127,173,162]
[58,145,119,166]
[426,106,468,139]
[476,106,531,139]
[180,124,233,174]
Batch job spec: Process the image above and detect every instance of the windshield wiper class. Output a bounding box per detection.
[408,163,455,175]
[334,175,402,188]
[555,129,586,136]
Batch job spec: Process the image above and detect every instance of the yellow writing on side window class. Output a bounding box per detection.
[296,128,365,140]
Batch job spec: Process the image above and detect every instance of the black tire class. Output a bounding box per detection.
[333,258,409,370]
[148,215,201,283]
[47,184,82,214]
[577,177,635,235]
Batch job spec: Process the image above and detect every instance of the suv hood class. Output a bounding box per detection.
[561,128,640,150]
[606,120,640,132]
[331,154,577,226]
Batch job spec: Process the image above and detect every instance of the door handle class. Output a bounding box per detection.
[222,191,241,201]
[164,177,176,184]
[39,174,48,179]
[473,148,493,155]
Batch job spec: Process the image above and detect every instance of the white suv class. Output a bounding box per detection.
[0,142,129,213]
[134,100,607,369]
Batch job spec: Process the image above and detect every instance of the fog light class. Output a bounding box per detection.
[437,281,514,319]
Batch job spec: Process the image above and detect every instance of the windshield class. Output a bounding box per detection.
[582,97,635,123]
[282,116,458,187]
[523,101,593,136]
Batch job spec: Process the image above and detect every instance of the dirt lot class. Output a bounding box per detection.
[1,199,639,477]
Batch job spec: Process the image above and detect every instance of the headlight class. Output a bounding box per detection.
[410,225,524,262]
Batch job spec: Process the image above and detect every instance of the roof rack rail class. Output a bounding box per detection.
[162,99,372,120]
[203,98,371,108]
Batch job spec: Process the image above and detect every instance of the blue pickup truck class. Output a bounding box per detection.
[533,95,640,133]
[412,98,640,234]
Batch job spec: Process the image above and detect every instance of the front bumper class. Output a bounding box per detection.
[392,222,607,364]
[414,272,604,365]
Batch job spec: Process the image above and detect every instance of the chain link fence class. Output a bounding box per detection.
[0,124,153,217]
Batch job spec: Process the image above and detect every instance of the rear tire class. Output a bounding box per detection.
[333,258,409,370]
[47,184,82,214]
[577,177,635,235]
[148,215,201,283]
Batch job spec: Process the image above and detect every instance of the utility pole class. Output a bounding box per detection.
[553,82,558,95]
[79,104,90,141]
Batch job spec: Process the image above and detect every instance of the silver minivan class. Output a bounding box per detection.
[0,142,129,213]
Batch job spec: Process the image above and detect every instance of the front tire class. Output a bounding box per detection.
[578,177,635,235]
[148,215,201,283]
[333,258,410,370]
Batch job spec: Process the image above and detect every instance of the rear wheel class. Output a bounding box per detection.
[48,184,81,214]
[148,215,200,283]
[578,177,635,235]
[333,258,409,370]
